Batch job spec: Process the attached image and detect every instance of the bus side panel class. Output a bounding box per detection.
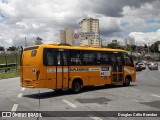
[94,66,112,85]
[124,66,136,82]
[45,66,56,89]
[69,66,89,88]
[37,47,47,88]
[69,66,112,87]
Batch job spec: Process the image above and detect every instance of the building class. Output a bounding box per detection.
[79,18,100,46]
[35,37,42,45]
[60,28,75,46]
[60,30,66,44]
[124,36,135,46]
[65,28,74,45]
[112,40,117,43]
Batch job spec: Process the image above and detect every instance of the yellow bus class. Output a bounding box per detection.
[20,44,136,93]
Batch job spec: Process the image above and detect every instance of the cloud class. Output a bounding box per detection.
[129,31,160,45]
[100,17,123,37]
[0,0,160,48]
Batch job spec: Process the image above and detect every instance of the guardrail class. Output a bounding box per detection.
[0,63,17,67]
[0,52,20,73]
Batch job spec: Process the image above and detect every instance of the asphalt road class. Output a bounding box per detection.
[0,66,160,120]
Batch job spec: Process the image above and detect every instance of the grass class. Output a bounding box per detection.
[0,53,20,65]
[0,53,20,79]
[0,71,20,79]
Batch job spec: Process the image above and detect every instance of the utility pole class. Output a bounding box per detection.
[25,37,27,47]
[136,41,138,62]
[100,37,103,47]
[147,43,150,54]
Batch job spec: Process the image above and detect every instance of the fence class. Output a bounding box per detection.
[0,52,20,74]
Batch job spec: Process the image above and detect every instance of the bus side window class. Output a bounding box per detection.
[95,52,101,65]
[123,53,132,66]
[43,48,55,66]
[111,54,117,72]
[82,51,95,65]
[57,53,61,65]
[63,52,68,66]
[70,50,81,65]
[47,52,54,65]
[101,52,110,65]
[117,56,123,65]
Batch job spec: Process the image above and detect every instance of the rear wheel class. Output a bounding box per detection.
[72,81,82,94]
[123,77,130,86]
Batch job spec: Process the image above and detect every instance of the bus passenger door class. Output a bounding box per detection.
[111,53,124,83]
[45,48,57,89]
[56,50,69,89]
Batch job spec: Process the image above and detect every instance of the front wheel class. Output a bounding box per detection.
[123,77,130,86]
[72,81,82,94]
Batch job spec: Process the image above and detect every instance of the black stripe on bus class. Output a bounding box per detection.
[24,46,39,51]
[20,46,23,66]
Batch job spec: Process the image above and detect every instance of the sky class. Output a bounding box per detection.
[0,0,160,48]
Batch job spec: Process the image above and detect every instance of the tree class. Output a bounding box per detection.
[150,41,160,53]
[0,46,5,51]
[107,43,118,49]
[7,46,17,51]
[130,45,136,51]
[103,42,126,50]
[35,37,43,45]
[58,43,71,46]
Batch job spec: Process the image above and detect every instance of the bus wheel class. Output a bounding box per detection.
[123,77,130,86]
[72,81,82,94]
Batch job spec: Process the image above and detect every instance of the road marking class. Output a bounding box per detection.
[90,117,103,120]
[11,104,18,111]
[21,87,25,91]
[62,99,77,108]
[151,94,160,98]
[131,88,139,91]
[17,93,22,98]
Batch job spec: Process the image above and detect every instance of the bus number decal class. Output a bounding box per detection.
[100,67,110,76]
[100,71,110,76]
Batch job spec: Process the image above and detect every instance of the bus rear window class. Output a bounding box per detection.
[24,46,39,51]
[31,50,37,57]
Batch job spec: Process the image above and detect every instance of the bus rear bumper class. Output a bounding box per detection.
[21,79,39,88]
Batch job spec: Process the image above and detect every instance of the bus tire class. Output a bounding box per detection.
[123,77,130,86]
[72,80,82,94]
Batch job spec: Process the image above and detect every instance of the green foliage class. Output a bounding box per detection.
[145,56,152,60]
[0,72,19,79]
[7,46,17,51]
[150,41,160,53]
[106,43,126,50]
[0,46,5,51]
[0,53,20,65]
[36,37,42,40]
[130,45,136,51]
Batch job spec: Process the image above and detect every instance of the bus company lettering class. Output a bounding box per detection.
[70,68,89,72]
[101,67,109,71]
